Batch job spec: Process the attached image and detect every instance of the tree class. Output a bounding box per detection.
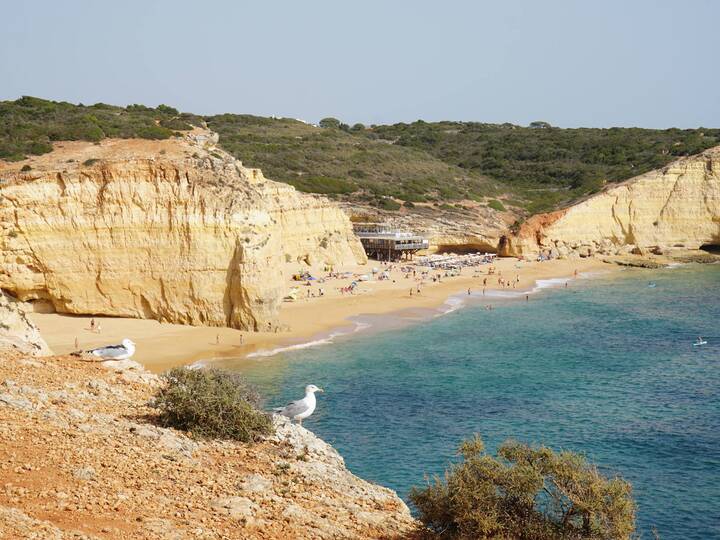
[351,123,366,131]
[319,117,341,129]
[529,121,552,129]
[410,434,636,540]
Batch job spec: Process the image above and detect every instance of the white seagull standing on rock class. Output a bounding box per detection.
[274,384,324,426]
[73,338,136,361]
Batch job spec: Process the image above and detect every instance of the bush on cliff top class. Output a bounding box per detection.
[0,96,195,161]
[154,368,273,443]
[410,434,636,540]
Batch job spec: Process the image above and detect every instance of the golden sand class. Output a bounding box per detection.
[30,257,614,372]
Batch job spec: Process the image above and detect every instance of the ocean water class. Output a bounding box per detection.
[217,265,720,539]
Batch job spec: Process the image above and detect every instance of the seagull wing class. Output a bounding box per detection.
[89,344,128,359]
[276,398,310,418]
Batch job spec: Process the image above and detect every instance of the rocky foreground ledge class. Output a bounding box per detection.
[0,353,416,539]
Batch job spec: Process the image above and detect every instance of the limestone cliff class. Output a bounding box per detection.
[500,147,720,257]
[0,131,366,330]
[0,293,50,356]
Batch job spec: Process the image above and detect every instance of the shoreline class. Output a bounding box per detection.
[30,257,615,372]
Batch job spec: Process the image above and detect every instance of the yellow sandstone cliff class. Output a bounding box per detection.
[500,146,720,257]
[0,131,366,330]
[0,293,50,356]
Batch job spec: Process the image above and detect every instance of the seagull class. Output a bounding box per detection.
[73,338,136,361]
[274,384,324,426]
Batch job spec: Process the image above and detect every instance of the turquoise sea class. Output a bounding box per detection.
[217,264,720,539]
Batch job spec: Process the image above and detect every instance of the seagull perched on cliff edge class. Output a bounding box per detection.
[274,384,324,426]
[72,338,136,361]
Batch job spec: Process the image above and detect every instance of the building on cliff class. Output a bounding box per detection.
[353,222,429,261]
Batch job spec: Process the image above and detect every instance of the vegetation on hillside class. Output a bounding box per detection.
[366,121,720,213]
[0,96,196,162]
[204,114,499,208]
[153,368,273,443]
[3,96,718,215]
[410,434,636,540]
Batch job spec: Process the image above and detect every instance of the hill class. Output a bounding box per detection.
[3,97,719,216]
[365,121,720,213]
[204,114,501,210]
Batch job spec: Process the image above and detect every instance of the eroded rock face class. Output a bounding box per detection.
[0,293,50,356]
[501,147,720,257]
[0,132,366,330]
[0,351,417,539]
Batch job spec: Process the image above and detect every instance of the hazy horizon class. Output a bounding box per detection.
[2,0,719,129]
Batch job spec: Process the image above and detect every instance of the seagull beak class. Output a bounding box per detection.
[317,388,324,393]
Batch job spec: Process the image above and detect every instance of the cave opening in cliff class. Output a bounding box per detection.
[699,243,720,254]
[435,244,497,255]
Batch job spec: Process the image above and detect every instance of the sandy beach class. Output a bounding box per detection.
[30,256,614,372]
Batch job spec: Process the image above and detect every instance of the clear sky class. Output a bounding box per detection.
[2,0,718,128]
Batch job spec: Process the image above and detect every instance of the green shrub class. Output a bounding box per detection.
[153,368,273,442]
[319,117,341,129]
[20,164,31,172]
[487,199,506,212]
[289,176,357,195]
[410,434,636,540]
[82,158,99,166]
[377,198,401,211]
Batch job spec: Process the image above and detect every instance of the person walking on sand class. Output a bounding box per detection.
[410,288,413,297]
[96,323,101,334]
[526,294,529,302]
[90,318,96,332]
[216,334,220,345]
[467,288,471,295]
[239,334,244,345]
[74,337,79,350]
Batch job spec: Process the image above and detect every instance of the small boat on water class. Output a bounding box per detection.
[693,337,707,347]
[648,282,657,288]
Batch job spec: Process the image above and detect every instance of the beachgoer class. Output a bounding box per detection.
[96,324,101,334]
[565,282,568,288]
[410,289,413,297]
[239,334,244,345]
[74,337,79,350]
[467,288,471,295]
[90,318,95,332]
[216,334,220,345]
[526,294,529,302]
